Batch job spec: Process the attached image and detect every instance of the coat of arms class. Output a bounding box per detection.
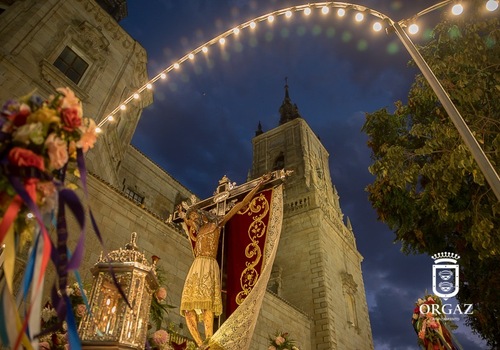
[432,252,460,300]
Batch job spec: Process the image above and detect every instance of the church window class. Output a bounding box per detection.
[346,293,358,328]
[341,271,359,331]
[124,188,144,204]
[273,152,285,171]
[53,46,89,84]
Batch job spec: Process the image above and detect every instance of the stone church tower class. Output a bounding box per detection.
[250,84,374,349]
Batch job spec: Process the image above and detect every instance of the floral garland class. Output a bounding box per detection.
[268,331,300,350]
[412,294,461,350]
[0,87,98,350]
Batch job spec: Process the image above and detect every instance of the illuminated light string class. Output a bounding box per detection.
[95,0,498,133]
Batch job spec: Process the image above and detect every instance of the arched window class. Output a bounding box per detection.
[273,152,285,170]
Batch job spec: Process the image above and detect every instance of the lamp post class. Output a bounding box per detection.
[79,232,159,350]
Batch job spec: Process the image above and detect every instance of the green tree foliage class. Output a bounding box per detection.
[362,1,500,346]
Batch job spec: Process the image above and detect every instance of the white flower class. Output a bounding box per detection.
[12,122,44,145]
[41,307,57,322]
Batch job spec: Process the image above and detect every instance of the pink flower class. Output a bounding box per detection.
[37,180,57,213]
[428,320,440,329]
[45,133,68,170]
[155,287,167,302]
[275,336,285,345]
[56,87,81,111]
[8,147,45,171]
[61,107,82,131]
[152,329,169,345]
[76,118,97,152]
[39,341,51,350]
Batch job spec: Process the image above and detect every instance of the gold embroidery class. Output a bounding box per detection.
[209,185,283,350]
[235,193,270,305]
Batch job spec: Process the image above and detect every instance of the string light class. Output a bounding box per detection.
[408,23,419,34]
[373,22,383,32]
[486,0,499,11]
[452,3,464,15]
[96,1,497,130]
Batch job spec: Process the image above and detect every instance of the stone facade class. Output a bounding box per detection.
[0,1,373,349]
[251,118,374,349]
[0,0,152,187]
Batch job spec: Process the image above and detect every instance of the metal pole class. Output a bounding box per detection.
[392,21,500,201]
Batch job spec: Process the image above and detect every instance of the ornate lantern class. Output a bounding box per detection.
[80,232,159,349]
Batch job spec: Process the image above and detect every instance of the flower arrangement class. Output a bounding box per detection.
[0,87,97,221]
[268,331,299,350]
[39,282,89,349]
[412,294,459,350]
[0,87,98,349]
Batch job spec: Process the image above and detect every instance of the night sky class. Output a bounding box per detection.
[119,1,488,348]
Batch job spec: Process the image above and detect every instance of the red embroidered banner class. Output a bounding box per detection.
[224,188,273,317]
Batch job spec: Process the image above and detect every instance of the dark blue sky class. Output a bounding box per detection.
[119,1,487,348]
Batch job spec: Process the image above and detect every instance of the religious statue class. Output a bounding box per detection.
[177,173,272,347]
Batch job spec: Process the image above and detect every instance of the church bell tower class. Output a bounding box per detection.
[250,83,374,349]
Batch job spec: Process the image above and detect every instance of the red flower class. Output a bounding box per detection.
[8,147,45,171]
[9,109,30,127]
[61,107,82,131]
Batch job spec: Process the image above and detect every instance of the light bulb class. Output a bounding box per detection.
[373,22,382,32]
[133,93,139,99]
[268,15,275,22]
[337,8,346,17]
[486,0,498,11]
[120,104,126,110]
[322,6,329,14]
[304,7,311,16]
[160,73,166,79]
[451,4,464,15]
[188,53,194,59]
[285,10,292,18]
[408,23,419,34]
[96,127,102,133]
[250,21,256,29]
[355,12,364,22]
[219,37,225,45]
[108,115,114,121]
[173,63,180,69]
[202,46,208,53]
[233,28,240,35]
[146,83,152,89]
